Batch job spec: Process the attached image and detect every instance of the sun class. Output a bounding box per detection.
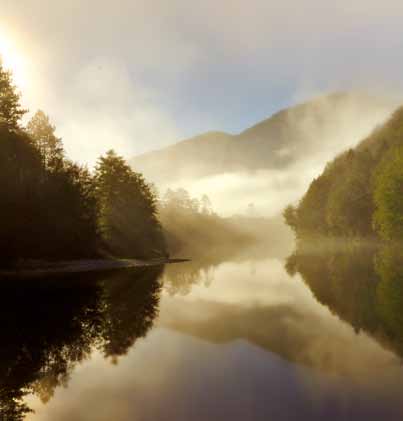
[0,29,27,90]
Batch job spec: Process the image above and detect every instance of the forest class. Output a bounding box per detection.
[283,106,403,241]
[0,59,260,266]
[0,59,167,263]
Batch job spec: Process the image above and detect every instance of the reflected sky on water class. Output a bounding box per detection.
[3,243,402,420]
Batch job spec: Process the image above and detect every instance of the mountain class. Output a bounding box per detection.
[130,92,396,186]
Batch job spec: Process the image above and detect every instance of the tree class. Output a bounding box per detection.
[0,58,26,128]
[283,106,403,241]
[283,205,298,232]
[373,146,403,240]
[325,151,375,237]
[0,124,43,262]
[0,62,169,262]
[94,150,166,258]
[25,112,99,259]
[27,110,64,171]
[294,173,332,236]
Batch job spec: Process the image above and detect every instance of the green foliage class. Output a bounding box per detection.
[94,150,166,258]
[373,146,403,240]
[325,149,375,236]
[282,205,298,232]
[0,64,167,262]
[0,113,99,261]
[284,107,403,241]
[0,59,27,128]
[295,173,332,236]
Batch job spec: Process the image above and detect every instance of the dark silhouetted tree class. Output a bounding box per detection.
[0,58,26,128]
[95,150,166,258]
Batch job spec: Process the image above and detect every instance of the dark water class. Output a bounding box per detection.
[2,242,403,420]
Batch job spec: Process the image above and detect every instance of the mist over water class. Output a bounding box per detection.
[168,166,320,217]
[154,92,396,216]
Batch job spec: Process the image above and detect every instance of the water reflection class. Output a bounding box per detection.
[162,238,293,296]
[162,259,214,296]
[0,266,163,420]
[286,241,403,358]
[159,256,403,386]
[2,242,403,420]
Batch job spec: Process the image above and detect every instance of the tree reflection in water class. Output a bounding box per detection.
[0,265,163,420]
[286,241,403,358]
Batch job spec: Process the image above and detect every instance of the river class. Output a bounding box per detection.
[2,239,403,420]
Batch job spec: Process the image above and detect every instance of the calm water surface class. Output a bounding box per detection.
[2,242,403,420]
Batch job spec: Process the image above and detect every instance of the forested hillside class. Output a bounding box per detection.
[284,107,403,241]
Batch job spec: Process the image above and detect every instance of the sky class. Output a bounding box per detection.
[1,0,403,165]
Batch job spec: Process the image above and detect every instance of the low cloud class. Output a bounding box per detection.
[168,165,320,217]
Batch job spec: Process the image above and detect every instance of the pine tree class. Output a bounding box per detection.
[0,58,27,128]
[94,150,166,258]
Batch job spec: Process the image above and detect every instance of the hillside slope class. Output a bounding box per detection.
[131,92,395,185]
[284,106,403,240]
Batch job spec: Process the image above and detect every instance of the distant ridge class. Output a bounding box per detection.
[130,92,396,185]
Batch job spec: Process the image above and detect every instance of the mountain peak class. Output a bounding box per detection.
[130,92,396,185]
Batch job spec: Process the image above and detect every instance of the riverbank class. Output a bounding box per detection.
[0,258,189,280]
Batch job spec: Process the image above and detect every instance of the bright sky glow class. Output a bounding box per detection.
[0,28,28,91]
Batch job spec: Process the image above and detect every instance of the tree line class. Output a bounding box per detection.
[0,60,166,264]
[283,106,403,241]
[158,187,259,258]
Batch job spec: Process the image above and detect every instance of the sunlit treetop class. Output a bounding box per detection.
[0,57,27,128]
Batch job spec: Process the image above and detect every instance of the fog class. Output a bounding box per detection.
[161,94,396,217]
[3,0,403,166]
[168,167,314,217]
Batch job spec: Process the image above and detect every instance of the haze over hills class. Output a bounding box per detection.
[130,92,397,216]
[131,92,395,185]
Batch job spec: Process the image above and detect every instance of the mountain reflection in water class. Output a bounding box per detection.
[1,242,403,420]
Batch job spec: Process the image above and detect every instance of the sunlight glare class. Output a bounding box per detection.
[0,29,27,91]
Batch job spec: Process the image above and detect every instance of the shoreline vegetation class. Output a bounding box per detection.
[0,59,168,265]
[283,105,403,243]
[0,59,276,274]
